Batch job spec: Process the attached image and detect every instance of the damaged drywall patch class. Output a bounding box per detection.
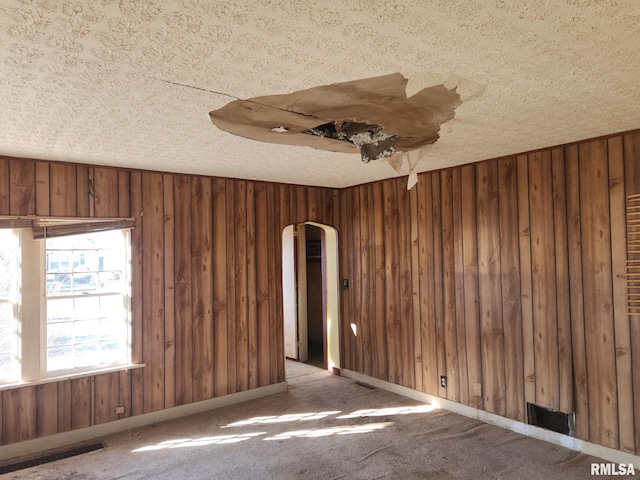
[209,73,463,161]
[302,120,398,163]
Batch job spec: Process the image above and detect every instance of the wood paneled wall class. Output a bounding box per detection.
[0,158,337,447]
[339,132,640,454]
[1,130,639,457]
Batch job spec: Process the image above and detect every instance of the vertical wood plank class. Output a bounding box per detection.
[71,378,92,430]
[452,168,469,407]
[246,182,258,390]
[418,174,438,395]
[35,383,57,438]
[431,173,447,399]
[517,155,536,407]
[35,162,49,216]
[9,159,35,216]
[49,163,77,217]
[383,179,401,384]
[565,145,589,440]
[440,171,458,401]
[460,165,483,409]
[528,151,560,410]
[476,160,506,416]
[623,132,640,453]
[141,172,165,413]
[119,370,132,419]
[213,178,229,396]
[118,170,131,217]
[3,387,36,444]
[367,183,378,379]
[57,380,72,433]
[255,182,270,387]
[93,167,119,217]
[174,175,193,406]
[359,185,372,377]
[397,179,415,389]
[0,158,9,215]
[339,188,354,371]
[163,174,176,409]
[226,179,238,392]
[608,136,635,453]
[579,139,618,448]
[273,185,285,382]
[76,166,90,217]
[267,183,279,384]
[191,176,213,402]
[235,180,249,392]
[498,158,525,422]
[372,181,387,380]
[551,149,573,415]
[94,373,119,425]
[410,182,423,391]
[352,185,363,373]
[129,171,144,416]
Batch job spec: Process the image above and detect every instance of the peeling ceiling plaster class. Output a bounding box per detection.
[0,1,639,188]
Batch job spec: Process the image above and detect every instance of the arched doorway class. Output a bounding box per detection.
[282,222,340,374]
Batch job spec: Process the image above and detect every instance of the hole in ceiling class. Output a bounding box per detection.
[209,73,470,164]
[302,121,398,162]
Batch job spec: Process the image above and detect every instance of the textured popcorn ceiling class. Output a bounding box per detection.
[0,1,639,188]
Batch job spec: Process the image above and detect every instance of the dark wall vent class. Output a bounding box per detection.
[0,442,104,475]
[527,403,575,436]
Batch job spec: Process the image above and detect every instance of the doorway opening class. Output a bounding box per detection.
[282,222,340,375]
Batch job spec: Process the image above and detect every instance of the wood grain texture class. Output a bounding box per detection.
[35,162,49,216]
[417,173,439,395]
[460,165,483,410]
[0,158,9,214]
[498,158,524,422]
[246,182,258,390]
[397,179,415,389]
[551,149,573,415]
[94,373,119,425]
[235,181,249,392]
[565,145,589,440]
[3,387,36,444]
[528,151,560,410]
[9,159,35,216]
[173,175,193,406]
[476,161,506,416]
[141,172,166,413]
[440,171,458,401]
[49,163,77,217]
[431,174,447,399]
[608,136,634,453]
[93,167,119,218]
[35,383,57,437]
[191,176,213,402]
[579,139,618,448]
[623,132,640,454]
[213,178,229,396]
[129,171,144,416]
[163,174,176,409]
[0,130,638,456]
[255,183,270,387]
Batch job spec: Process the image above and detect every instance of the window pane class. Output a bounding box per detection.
[45,230,130,374]
[0,302,18,382]
[0,229,18,383]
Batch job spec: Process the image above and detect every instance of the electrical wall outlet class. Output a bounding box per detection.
[440,375,447,388]
[474,383,482,396]
[115,406,125,414]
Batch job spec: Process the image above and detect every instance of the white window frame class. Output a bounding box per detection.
[0,226,134,386]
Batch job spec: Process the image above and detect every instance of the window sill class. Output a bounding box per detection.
[0,363,146,392]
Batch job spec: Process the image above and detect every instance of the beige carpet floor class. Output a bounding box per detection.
[4,362,627,479]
